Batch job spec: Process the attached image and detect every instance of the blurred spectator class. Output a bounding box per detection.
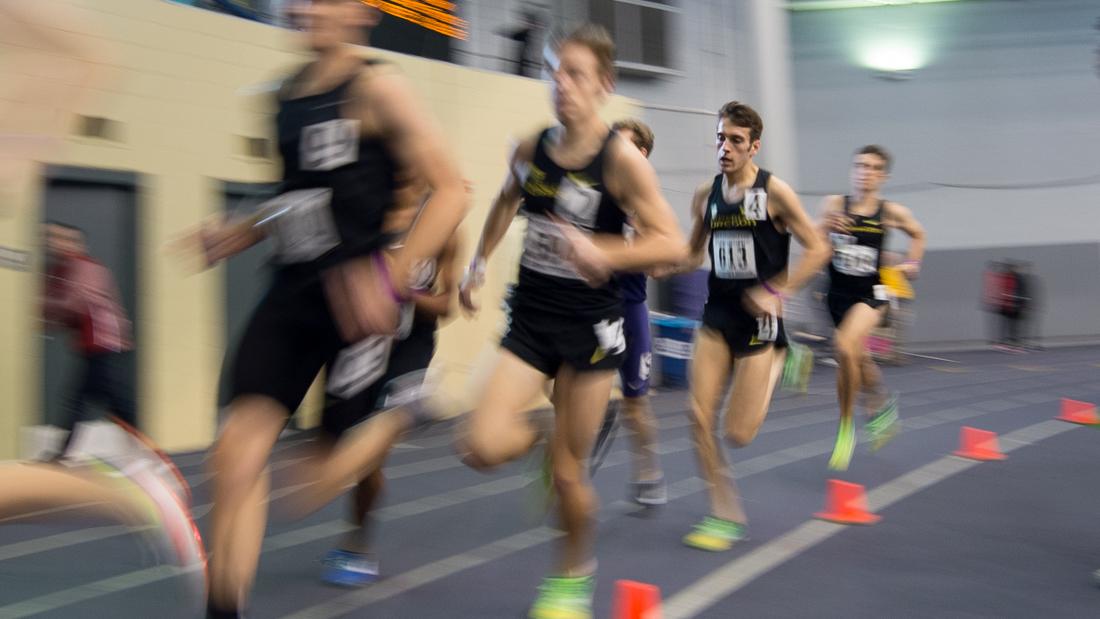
[42,222,135,459]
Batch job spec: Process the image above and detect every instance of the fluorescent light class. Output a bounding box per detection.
[858,38,927,71]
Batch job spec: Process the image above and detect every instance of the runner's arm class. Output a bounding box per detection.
[361,70,468,295]
[885,202,925,277]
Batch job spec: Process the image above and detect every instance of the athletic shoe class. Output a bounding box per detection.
[682,516,746,552]
[528,574,595,619]
[780,342,814,393]
[828,416,856,472]
[321,549,379,587]
[865,394,899,452]
[630,477,667,506]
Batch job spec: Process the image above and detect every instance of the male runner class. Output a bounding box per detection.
[681,101,829,552]
[191,2,466,616]
[458,25,687,619]
[821,145,925,471]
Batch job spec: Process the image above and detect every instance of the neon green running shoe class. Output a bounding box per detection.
[828,417,856,472]
[528,574,595,619]
[683,516,746,552]
[865,394,899,452]
[780,343,814,393]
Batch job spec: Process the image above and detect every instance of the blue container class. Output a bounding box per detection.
[651,314,699,388]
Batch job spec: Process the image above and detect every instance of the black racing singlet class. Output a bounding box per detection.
[511,127,627,318]
[704,169,789,305]
[268,59,400,274]
[827,196,885,297]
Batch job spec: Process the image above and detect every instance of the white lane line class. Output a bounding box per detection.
[0,396,1068,614]
[278,478,709,619]
[660,419,1077,619]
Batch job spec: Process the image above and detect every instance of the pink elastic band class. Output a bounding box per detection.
[761,281,784,298]
[375,252,411,304]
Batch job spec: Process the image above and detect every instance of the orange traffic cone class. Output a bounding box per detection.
[952,426,1006,461]
[613,580,662,619]
[1058,398,1099,425]
[814,479,881,525]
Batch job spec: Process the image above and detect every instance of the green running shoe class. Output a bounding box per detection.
[682,516,746,552]
[528,574,595,619]
[865,394,899,452]
[828,416,856,472]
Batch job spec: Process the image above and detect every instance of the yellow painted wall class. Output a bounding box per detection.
[0,0,637,458]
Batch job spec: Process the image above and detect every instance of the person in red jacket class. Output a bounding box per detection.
[42,221,135,458]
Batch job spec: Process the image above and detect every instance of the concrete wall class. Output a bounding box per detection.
[0,0,636,458]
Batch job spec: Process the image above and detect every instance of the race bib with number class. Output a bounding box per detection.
[262,188,341,263]
[712,230,757,279]
[327,334,392,400]
[755,314,778,343]
[743,189,768,221]
[832,244,879,277]
[300,118,360,172]
[520,215,583,280]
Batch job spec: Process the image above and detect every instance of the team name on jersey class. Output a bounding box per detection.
[846,225,884,235]
[711,212,757,229]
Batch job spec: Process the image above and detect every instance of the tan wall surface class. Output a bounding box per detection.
[0,0,637,457]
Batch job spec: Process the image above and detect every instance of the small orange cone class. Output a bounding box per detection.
[814,479,881,525]
[613,580,662,619]
[952,426,1006,461]
[1058,398,1099,425]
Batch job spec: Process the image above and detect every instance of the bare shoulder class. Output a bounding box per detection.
[882,200,913,222]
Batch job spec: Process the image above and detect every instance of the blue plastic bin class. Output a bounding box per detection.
[651,314,699,388]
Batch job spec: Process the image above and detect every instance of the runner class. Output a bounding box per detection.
[821,144,925,471]
[190,2,466,616]
[682,101,829,552]
[457,25,687,619]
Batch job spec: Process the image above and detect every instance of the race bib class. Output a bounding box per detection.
[832,244,878,277]
[873,284,889,302]
[593,317,626,356]
[327,335,392,400]
[756,314,778,343]
[262,188,340,263]
[555,175,601,227]
[712,230,757,279]
[300,118,360,172]
[743,189,768,221]
[520,215,583,280]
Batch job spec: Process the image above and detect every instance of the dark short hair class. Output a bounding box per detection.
[856,144,893,172]
[718,101,763,142]
[612,118,654,157]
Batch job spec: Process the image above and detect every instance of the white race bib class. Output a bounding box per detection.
[712,230,757,279]
[743,189,768,221]
[327,335,392,399]
[520,215,583,280]
[555,175,601,227]
[261,188,341,263]
[832,244,878,277]
[593,317,626,356]
[756,314,778,343]
[300,118,360,172]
